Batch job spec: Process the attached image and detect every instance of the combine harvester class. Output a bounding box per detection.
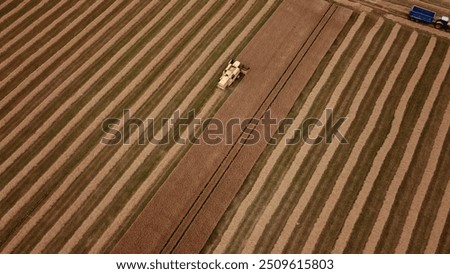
[217,59,249,90]
[409,5,450,31]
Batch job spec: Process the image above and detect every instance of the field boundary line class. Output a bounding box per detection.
[0,0,126,122]
[212,11,367,254]
[240,17,384,254]
[364,44,450,253]
[0,1,179,251]
[0,1,84,72]
[57,0,236,252]
[302,27,417,253]
[332,35,436,253]
[96,0,277,254]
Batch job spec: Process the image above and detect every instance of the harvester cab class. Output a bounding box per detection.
[217,59,249,90]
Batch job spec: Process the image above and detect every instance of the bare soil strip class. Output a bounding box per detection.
[88,2,278,253]
[0,1,125,122]
[240,18,383,254]
[397,102,450,253]
[302,29,417,253]
[173,8,355,255]
[112,0,333,254]
[364,47,450,253]
[0,0,195,252]
[0,1,42,39]
[212,13,365,254]
[165,1,336,254]
[56,0,236,252]
[333,37,436,253]
[0,1,173,195]
[217,14,376,254]
[0,1,82,71]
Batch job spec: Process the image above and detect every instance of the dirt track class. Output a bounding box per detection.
[213,12,365,254]
[0,1,170,215]
[113,0,351,254]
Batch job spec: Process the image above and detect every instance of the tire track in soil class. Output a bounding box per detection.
[301,28,417,253]
[55,0,236,253]
[88,7,273,250]
[332,37,436,253]
[0,1,177,249]
[364,46,450,253]
[241,18,384,254]
[0,1,173,200]
[212,13,366,254]
[0,0,124,123]
[397,102,450,253]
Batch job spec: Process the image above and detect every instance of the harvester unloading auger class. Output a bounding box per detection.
[217,59,249,90]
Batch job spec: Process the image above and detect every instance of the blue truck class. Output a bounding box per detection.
[409,5,450,31]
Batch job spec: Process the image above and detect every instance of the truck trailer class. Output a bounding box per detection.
[409,5,450,31]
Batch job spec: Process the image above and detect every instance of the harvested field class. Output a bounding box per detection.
[202,4,450,254]
[1,0,449,254]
